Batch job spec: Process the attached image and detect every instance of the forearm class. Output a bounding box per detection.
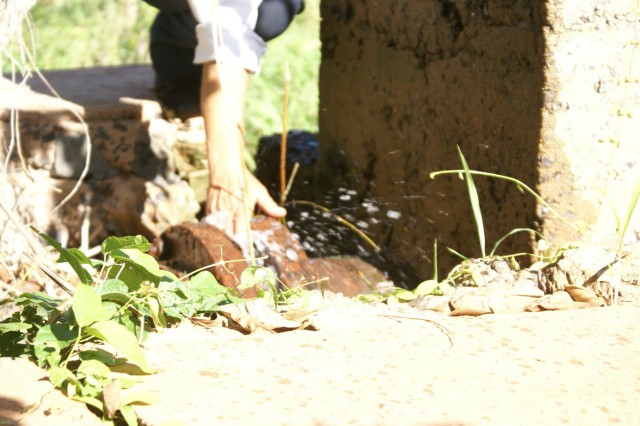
[200,61,249,185]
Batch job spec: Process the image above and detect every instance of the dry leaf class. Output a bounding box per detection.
[189,316,228,329]
[565,285,606,306]
[216,299,305,334]
[103,378,122,419]
[525,290,603,311]
[280,309,319,324]
[449,307,490,316]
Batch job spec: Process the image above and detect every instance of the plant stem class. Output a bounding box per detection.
[62,325,83,368]
[279,62,291,207]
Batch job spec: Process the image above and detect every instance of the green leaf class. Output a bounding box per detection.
[414,279,440,296]
[12,292,62,315]
[110,249,162,284]
[457,146,485,257]
[79,349,125,367]
[95,279,129,296]
[146,297,167,329]
[193,295,229,313]
[121,391,160,406]
[0,332,30,358]
[77,359,111,381]
[356,293,385,303]
[395,290,417,302]
[619,175,640,251]
[34,229,93,284]
[120,404,138,426]
[239,266,276,290]
[190,271,225,295]
[102,235,151,255]
[72,284,112,327]
[96,279,135,305]
[76,360,111,397]
[72,395,104,412]
[159,269,179,284]
[86,320,154,374]
[49,365,78,388]
[117,376,139,389]
[186,271,230,313]
[0,322,32,332]
[34,324,78,367]
[158,287,187,320]
[108,265,144,291]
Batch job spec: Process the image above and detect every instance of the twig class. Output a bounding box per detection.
[11,109,35,181]
[0,197,75,295]
[80,202,91,253]
[377,313,454,347]
[283,162,300,201]
[28,256,75,296]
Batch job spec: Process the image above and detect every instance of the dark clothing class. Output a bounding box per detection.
[257,0,305,41]
[142,0,304,117]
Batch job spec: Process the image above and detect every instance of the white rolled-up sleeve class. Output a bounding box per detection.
[189,0,266,74]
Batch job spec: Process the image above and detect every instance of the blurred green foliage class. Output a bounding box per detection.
[11,0,320,148]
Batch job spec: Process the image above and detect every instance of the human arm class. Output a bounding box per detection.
[200,61,286,236]
[185,0,286,235]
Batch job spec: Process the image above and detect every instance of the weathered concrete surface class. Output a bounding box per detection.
[3,289,640,425]
[5,65,161,121]
[117,293,640,425]
[540,1,640,246]
[318,1,640,285]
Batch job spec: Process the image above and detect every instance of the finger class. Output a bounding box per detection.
[255,184,287,218]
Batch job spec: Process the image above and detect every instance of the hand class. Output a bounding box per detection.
[205,168,286,236]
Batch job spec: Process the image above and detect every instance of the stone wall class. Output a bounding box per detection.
[0,66,201,248]
[319,0,547,283]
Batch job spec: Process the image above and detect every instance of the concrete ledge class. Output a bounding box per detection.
[0,65,161,121]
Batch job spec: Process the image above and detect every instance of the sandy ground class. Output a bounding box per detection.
[2,286,640,426]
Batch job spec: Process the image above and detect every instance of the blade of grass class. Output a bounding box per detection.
[430,169,579,232]
[489,227,546,257]
[456,146,485,257]
[618,175,640,252]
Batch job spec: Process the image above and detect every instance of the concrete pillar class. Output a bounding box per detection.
[540,1,640,248]
[319,1,547,283]
[318,0,639,286]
